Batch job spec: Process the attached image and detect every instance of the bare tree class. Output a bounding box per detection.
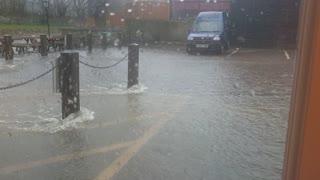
[39,0,50,15]
[0,0,26,16]
[39,0,51,35]
[0,0,9,15]
[91,0,109,27]
[72,0,88,20]
[54,0,69,17]
[15,0,26,16]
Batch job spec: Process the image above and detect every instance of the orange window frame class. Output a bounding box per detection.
[282,0,320,180]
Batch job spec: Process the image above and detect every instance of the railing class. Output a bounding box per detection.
[0,34,139,120]
[0,32,119,60]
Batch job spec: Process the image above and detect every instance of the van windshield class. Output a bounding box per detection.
[192,20,223,33]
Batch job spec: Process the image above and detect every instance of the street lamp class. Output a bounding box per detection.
[42,0,50,36]
[102,1,110,27]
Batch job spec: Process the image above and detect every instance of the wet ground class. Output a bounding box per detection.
[0,45,295,180]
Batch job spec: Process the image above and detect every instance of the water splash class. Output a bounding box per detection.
[11,108,95,133]
[0,59,24,73]
[81,83,148,95]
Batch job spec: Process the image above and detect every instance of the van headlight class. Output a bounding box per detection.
[213,36,220,41]
[187,36,194,41]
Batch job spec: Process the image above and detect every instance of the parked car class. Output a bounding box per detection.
[186,11,230,54]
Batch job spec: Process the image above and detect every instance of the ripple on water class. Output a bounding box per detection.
[1,108,95,133]
[81,83,148,95]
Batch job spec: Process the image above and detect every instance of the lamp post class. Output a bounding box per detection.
[43,0,51,36]
[103,1,110,27]
[169,0,173,20]
[101,9,106,27]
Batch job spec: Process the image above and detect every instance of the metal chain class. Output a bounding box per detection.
[0,66,56,91]
[79,54,128,69]
[0,53,127,90]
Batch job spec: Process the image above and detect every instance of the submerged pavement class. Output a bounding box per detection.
[0,46,295,180]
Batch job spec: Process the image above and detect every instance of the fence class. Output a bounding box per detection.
[0,30,126,60]
[0,34,65,60]
[105,1,170,28]
[230,0,299,48]
[171,0,231,20]
[107,1,231,27]
[0,34,140,119]
[125,1,170,21]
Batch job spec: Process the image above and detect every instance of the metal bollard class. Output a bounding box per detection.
[66,33,73,50]
[59,51,80,119]
[3,35,14,60]
[101,32,107,50]
[128,44,139,88]
[87,32,92,53]
[40,35,48,56]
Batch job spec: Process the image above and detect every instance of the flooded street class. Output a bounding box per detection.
[0,46,295,180]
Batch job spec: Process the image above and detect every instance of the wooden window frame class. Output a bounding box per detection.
[282,0,320,179]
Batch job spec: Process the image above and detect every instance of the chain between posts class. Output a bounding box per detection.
[0,66,56,91]
[79,54,128,69]
[0,52,131,91]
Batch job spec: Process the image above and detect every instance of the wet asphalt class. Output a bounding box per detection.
[0,45,295,180]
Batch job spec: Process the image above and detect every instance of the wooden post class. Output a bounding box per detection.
[128,44,139,88]
[40,35,48,56]
[282,1,320,180]
[4,35,14,60]
[60,51,80,119]
[101,32,107,50]
[87,31,92,52]
[66,33,73,50]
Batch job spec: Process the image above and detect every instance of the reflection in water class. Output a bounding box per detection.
[56,129,90,179]
[127,94,144,115]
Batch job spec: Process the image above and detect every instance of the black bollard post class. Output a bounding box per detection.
[128,44,139,88]
[60,51,80,119]
[4,35,14,60]
[87,32,92,53]
[101,32,107,50]
[40,35,48,56]
[66,33,73,50]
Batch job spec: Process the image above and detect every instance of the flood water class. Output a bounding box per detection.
[0,46,295,180]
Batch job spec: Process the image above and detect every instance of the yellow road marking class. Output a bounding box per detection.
[95,113,174,180]
[95,95,189,180]
[94,97,189,180]
[0,95,189,178]
[86,112,168,129]
[0,141,135,175]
